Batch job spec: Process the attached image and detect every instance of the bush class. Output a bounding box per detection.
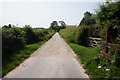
[2,27,25,55]
[96,1,120,43]
[75,26,89,46]
[34,29,55,42]
[22,25,36,44]
[2,25,55,56]
[34,29,45,42]
[59,26,89,46]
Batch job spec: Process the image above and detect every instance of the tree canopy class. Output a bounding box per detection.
[79,11,96,26]
[49,21,66,32]
[96,1,120,43]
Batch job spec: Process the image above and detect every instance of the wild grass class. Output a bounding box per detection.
[68,43,106,78]
[2,41,46,77]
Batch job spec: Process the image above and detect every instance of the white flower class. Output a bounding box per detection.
[106,69,110,71]
[98,66,102,68]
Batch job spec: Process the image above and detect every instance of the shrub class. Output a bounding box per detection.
[22,25,36,44]
[33,29,45,42]
[2,27,25,55]
[96,1,120,43]
[34,29,55,42]
[75,26,89,46]
[59,26,89,46]
[2,25,55,56]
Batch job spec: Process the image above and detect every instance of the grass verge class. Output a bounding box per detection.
[2,41,46,77]
[68,43,106,78]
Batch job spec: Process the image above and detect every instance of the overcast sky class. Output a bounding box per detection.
[0,0,105,28]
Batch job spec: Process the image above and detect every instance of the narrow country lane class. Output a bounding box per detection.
[4,33,89,78]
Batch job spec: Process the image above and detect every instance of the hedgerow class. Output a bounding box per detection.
[2,25,55,56]
[59,26,89,46]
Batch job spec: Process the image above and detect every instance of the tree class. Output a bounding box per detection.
[96,1,120,43]
[59,21,66,29]
[79,11,96,26]
[49,21,59,32]
[8,24,12,28]
[49,21,66,32]
[2,25,8,28]
[2,24,12,28]
[84,11,92,19]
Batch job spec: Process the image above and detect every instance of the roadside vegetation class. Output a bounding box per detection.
[2,24,55,76]
[59,1,120,78]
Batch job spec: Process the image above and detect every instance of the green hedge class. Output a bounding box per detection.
[2,25,55,56]
[2,27,25,55]
[59,26,89,46]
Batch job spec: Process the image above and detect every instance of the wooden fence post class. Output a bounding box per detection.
[104,27,109,54]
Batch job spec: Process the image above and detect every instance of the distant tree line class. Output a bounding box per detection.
[49,21,66,32]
